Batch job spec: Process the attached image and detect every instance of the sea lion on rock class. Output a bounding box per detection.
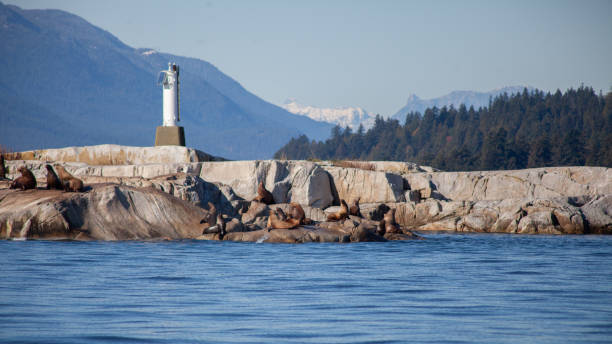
[349,197,362,217]
[45,165,63,190]
[326,199,349,222]
[10,166,36,190]
[253,181,274,204]
[200,202,217,226]
[267,208,300,231]
[217,214,226,240]
[0,154,6,179]
[383,208,401,234]
[54,165,84,192]
[369,203,391,221]
[202,213,227,240]
[288,202,312,225]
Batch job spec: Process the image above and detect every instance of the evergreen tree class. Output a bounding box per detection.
[274,87,611,170]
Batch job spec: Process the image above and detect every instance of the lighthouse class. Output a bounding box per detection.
[154,62,185,146]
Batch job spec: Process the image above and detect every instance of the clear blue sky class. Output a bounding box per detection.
[7,0,612,116]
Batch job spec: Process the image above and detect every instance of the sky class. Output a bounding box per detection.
[6,0,612,116]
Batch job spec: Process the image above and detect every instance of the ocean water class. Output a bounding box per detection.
[1,233,611,344]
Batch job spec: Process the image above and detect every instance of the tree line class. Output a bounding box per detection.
[274,87,612,171]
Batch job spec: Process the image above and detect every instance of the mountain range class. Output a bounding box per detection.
[281,100,376,131]
[0,3,540,159]
[0,3,333,159]
[282,86,535,130]
[390,86,535,121]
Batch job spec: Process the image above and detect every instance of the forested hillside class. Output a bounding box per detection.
[275,87,612,171]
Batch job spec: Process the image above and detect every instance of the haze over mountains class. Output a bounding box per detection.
[0,3,333,159]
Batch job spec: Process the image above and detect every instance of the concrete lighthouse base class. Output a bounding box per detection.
[155,126,185,147]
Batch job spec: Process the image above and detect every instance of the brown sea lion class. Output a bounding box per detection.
[349,197,362,217]
[54,165,84,192]
[253,181,274,204]
[267,208,300,231]
[383,208,401,234]
[45,164,63,190]
[10,166,36,190]
[288,202,312,225]
[326,199,349,222]
[200,202,217,226]
[202,213,227,240]
[289,202,305,222]
[217,214,226,240]
[0,154,6,179]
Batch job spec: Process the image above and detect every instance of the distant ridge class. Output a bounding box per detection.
[0,3,333,159]
[391,86,535,121]
[281,100,376,130]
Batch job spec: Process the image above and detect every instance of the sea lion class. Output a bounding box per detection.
[349,197,362,217]
[202,213,227,240]
[253,181,274,204]
[289,202,305,222]
[54,165,84,192]
[200,202,217,226]
[383,208,401,234]
[267,208,300,231]
[45,164,63,190]
[217,214,226,240]
[288,202,312,225]
[10,166,37,190]
[326,199,349,222]
[0,154,6,179]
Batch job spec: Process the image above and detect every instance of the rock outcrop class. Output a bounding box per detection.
[371,196,610,234]
[0,185,207,241]
[199,160,334,208]
[4,144,222,165]
[3,145,611,239]
[406,167,611,201]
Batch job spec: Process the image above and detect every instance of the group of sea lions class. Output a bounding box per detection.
[200,179,406,239]
[326,196,400,236]
[252,181,313,231]
[267,202,311,231]
[1,155,84,192]
[325,197,363,221]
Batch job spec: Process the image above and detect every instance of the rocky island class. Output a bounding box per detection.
[1,144,610,242]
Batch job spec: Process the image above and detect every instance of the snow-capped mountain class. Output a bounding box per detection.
[391,86,535,121]
[282,100,376,130]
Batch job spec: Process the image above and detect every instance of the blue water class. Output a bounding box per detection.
[1,233,611,344]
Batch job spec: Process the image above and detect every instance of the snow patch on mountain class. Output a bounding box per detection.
[282,100,376,130]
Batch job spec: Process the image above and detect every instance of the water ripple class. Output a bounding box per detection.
[1,234,611,343]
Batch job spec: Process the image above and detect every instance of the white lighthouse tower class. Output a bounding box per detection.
[155,62,185,146]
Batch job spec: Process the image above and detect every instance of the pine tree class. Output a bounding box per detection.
[274,87,610,170]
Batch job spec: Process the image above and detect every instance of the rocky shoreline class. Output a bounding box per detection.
[1,145,610,241]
